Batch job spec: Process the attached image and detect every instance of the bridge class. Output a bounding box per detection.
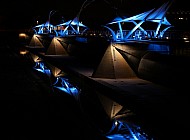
[31,0,174,42]
[19,0,190,139]
[19,31,190,140]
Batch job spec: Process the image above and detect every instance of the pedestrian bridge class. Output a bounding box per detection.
[31,0,174,42]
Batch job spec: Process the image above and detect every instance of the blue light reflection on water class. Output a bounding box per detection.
[33,61,51,76]
[32,60,153,140]
[31,40,190,140]
[106,120,153,140]
[147,43,170,55]
[32,61,80,99]
[53,77,80,100]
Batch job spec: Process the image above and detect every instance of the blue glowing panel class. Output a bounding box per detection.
[122,9,154,22]
[53,77,80,97]
[107,9,154,25]
[147,1,171,20]
[107,134,131,140]
[107,16,124,25]
[33,21,54,34]
[75,37,88,43]
[57,19,87,27]
[146,1,172,25]
[106,120,152,140]
[151,17,171,25]
[148,43,170,54]
[33,62,51,75]
[54,86,79,95]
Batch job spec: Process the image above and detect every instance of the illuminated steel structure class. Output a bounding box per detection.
[55,17,88,36]
[104,1,173,41]
[32,21,55,35]
[32,18,87,36]
[31,0,173,42]
[32,0,93,37]
[22,1,175,140]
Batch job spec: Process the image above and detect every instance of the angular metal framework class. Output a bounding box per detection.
[104,0,173,41]
[55,17,88,36]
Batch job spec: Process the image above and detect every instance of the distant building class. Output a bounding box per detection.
[167,10,190,30]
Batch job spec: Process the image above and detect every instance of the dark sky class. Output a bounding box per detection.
[0,0,188,31]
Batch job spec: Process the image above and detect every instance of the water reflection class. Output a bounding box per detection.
[147,44,170,54]
[106,120,152,140]
[147,40,190,56]
[31,59,154,140]
[28,39,190,140]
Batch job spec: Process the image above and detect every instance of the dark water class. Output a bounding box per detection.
[0,31,108,140]
[148,41,190,56]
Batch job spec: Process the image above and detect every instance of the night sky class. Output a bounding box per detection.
[0,0,188,31]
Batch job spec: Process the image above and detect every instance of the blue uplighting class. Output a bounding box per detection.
[148,43,170,54]
[106,120,152,140]
[33,62,51,76]
[33,61,80,99]
[53,77,80,98]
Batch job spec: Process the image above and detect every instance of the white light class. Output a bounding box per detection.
[183,37,188,40]
[115,120,118,126]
